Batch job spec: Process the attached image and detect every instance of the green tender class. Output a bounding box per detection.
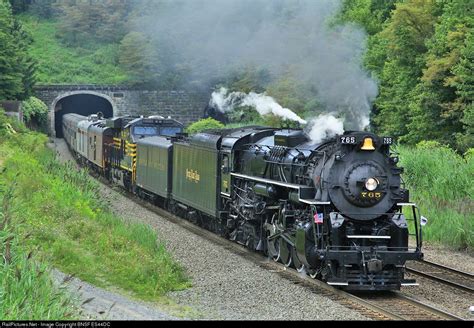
[172,142,218,217]
[136,137,172,198]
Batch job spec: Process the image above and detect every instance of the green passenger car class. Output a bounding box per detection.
[136,136,173,198]
[172,134,221,217]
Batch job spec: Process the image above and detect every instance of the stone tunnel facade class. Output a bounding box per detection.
[34,85,209,136]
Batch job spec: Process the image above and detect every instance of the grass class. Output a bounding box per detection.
[0,118,190,319]
[397,141,473,250]
[0,177,80,319]
[19,15,128,85]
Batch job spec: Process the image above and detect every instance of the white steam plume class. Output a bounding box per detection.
[306,114,345,144]
[211,87,345,144]
[210,87,307,124]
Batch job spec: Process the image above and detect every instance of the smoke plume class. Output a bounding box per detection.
[133,0,378,134]
[210,87,306,124]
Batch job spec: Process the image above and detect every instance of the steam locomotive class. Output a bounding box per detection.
[62,113,425,291]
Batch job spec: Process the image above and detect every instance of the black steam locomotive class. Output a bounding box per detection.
[63,114,425,291]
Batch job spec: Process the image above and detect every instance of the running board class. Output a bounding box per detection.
[401,279,419,286]
[347,235,391,239]
[327,281,349,286]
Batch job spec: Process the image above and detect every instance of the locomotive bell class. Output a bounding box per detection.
[361,137,375,150]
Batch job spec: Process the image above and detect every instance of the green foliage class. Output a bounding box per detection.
[0,110,27,137]
[119,32,160,87]
[20,15,128,84]
[398,143,473,250]
[266,76,320,120]
[27,0,57,19]
[226,106,265,126]
[0,109,9,136]
[221,71,321,128]
[56,0,129,47]
[186,118,225,134]
[0,0,36,100]
[363,0,473,152]
[7,0,30,14]
[371,0,438,138]
[335,0,398,35]
[224,67,271,94]
[21,96,48,130]
[0,131,190,302]
[403,0,474,151]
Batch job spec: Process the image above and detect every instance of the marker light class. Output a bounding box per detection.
[365,178,379,191]
[420,216,428,227]
[361,137,375,150]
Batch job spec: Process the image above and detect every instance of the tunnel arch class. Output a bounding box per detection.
[51,91,115,138]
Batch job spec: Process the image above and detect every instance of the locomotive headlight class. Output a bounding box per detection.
[365,177,379,191]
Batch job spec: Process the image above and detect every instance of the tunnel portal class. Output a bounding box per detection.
[54,94,113,138]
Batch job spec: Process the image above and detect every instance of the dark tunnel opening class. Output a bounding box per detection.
[54,94,113,138]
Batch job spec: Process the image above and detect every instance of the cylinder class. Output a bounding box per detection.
[252,183,277,198]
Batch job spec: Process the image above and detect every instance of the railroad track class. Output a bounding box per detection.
[106,183,463,321]
[406,260,474,294]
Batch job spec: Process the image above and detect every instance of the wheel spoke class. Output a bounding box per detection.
[291,247,304,272]
[267,237,280,262]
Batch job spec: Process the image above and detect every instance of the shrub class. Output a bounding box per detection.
[21,97,48,130]
[186,118,225,134]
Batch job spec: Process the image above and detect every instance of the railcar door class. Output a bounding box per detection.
[221,152,231,196]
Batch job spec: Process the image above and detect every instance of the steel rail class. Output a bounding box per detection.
[406,260,474,294]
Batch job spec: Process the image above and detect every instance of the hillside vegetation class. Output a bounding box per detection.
[398,143,473,250]
[20,15,128,85]
[0,113,190,319]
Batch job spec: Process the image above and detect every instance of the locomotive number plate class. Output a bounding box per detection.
[382,137,394,145]
[340,136,356,144]
[361,192,382,199]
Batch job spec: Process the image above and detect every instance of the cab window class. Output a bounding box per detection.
[133,126,158,136]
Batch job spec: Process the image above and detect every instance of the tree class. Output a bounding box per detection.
[8,0,31,14]
[0,0,36,100]
[28,0,58,19]
[370,0,439,138]
[403,0,474,150]
[57,0,130,46]
[454,31,474,151]
[119,32,160,86]
[336,0,398,36]
[11,18,36,99]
